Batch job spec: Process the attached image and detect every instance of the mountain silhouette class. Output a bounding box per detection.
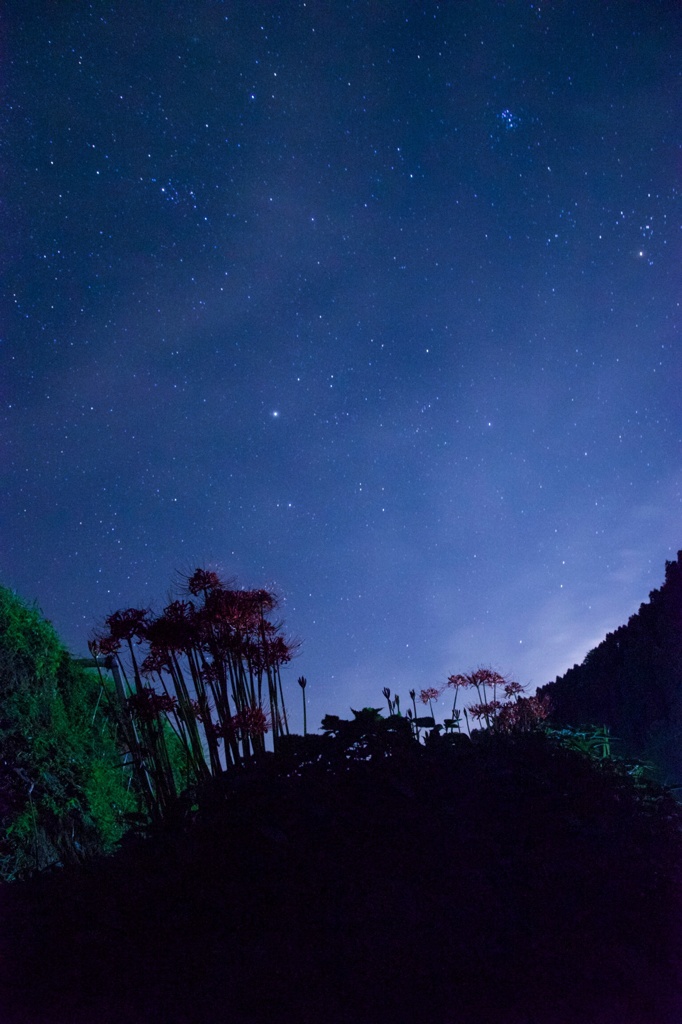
[538,550,682,787]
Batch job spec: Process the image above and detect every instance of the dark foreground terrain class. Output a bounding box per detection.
[1,729,681,1024]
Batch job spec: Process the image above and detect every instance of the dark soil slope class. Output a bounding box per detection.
[1,731,681,1024]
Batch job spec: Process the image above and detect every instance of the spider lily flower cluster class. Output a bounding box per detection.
[89,569,547,826]
[385,669,551,740]
[89,568,297,821]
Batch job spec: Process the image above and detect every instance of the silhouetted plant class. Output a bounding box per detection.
[442,669,551,734]
[298,676,308,735]
[90,568,298,821]
[409,688,417,719]
[382,687,402,716]
[384,671,551,745]
[320,707,412,760]
[419,686,441,720]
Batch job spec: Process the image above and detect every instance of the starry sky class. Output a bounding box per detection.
[3,0,681,732]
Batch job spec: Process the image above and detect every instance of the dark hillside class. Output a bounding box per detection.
[538,551,682,786]
[0,729,680,1024]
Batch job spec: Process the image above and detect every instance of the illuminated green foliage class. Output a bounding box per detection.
[0,585,136,879]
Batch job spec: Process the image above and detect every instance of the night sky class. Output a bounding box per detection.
[3,1,680,732]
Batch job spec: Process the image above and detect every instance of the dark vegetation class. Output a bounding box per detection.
[539,550,682,788]
[0,567,681,1023]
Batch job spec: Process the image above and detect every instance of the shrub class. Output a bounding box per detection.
[0,586,135,879]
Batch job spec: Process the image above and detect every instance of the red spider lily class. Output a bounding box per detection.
[200,661,221,685]
[189,697,213,723]
[250,588,277,613]
[419,687,442,704]
[468,668,506,690]
[126,688,178,721]
[92,568,295,802]
[446,674,470,689]
[504,681,525,697]
[248,634,298,673]
[140,649,173,677]
[144,601,197,653]
[230,595,264,635]
[468,699,502,722]
[234,706,271,738]
[496,694,552,733]
[187,568,224,596]
[202,588,264,639]
[529,694,551,716]
[447,668,508,695]
[526,695,551,721]
[104,608,150,642]
[448,668,511,709]
[269,634,297,664]
[212,707,270,740]
[496,702,521,730]
[88,633,121,658]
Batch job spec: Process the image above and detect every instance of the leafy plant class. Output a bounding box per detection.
[320,706,413,760]
[545,724,615,758]
[0,586,134,880]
